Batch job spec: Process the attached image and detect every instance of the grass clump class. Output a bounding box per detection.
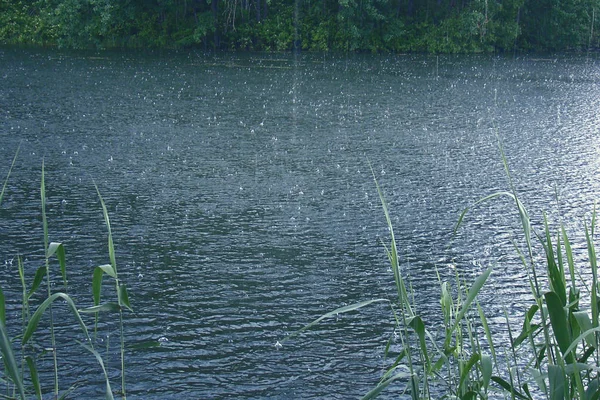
[0,150,132,399]
[283,148,600,399]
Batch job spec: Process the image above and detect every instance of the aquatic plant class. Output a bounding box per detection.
[0,151,132,399]
[283,145,600,399]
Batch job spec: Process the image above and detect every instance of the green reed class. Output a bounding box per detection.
[0,152,132,399]
[284,144,600,399]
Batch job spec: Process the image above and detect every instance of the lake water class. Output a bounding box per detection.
[1,48,600,398]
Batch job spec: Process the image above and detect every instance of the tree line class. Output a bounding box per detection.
[1,0,599,52]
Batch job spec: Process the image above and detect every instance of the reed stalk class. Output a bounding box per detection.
[285,142,600,399]
[0,151,130,399]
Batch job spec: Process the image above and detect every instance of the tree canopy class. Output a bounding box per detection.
[1,0,599,52]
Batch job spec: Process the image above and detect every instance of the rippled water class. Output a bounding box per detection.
[1,48,600,398]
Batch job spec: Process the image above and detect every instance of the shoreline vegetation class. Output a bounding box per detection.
[283,149,600,399]
[0,150,134,399]
[1,0,600,53]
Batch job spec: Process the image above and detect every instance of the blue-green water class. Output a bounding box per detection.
[1,48,600,398]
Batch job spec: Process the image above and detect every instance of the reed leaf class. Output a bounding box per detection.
[40,160,60,396]
[281,299,389,344]
[545,291,575,364]
[94,184,117,275]
[513,305,540,348]
[78,342,114,400]
[407,315,430,370]
[118,283,132,311]
[585,222,599,329]
[23,292,91,345]
[47,242,67,288]
[79,303,121,314]
[92,265,117,306]
[477,302,497,367]
[25,355,41,400]
[481,354,492,391]
[586,380,600,400]
[0,288,4,326]
[444,267,492,348]
[458,352,480,392]
[561,225,577,292]
[97,264,117,278]
[548,365,565,400]
[491,376,531,400]
[563,362,597,374]
[563,326,600,357]
[544,216,567,306]
[0,145,19,207]
[379,349,408,383]
[94,184,127,399]
[362,370,412,400]
[454,192,515,236]
[573,311,595,348]
[0,322,26,399]
[27,266,46,300]
[530,367,547,394]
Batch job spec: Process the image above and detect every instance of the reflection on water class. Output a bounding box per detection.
[1,49,600,398]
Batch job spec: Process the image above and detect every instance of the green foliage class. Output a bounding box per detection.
[285,147,600,399]
[1,0,598,51]
[0,152,136,398]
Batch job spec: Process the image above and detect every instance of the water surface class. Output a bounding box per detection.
[1,49,600,398]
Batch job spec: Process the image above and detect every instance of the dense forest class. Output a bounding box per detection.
[1,0,599,52]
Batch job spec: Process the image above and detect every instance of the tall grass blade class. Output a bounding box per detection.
[573,311,595,348]
[409,375,419,400]
[79,342,115,400]
[586,379,600,400]
[563,326,600,356]
[458,352,480,392]
[379,348,408,383]
[371,166,409,312]
[25,355,41,400]
[92,265,116,305]
[94,185,117,275]
[0,288,4,326]
[27,266,46,300]
[497,137,533,253]
[491,376,531,400]
[79,303,121,313]
[17,256,29,329]
[23,292,91,345]
[530,367,547,394]
[453,192,516,236]
[280,299,389,344]
[544,291,574,364]
[0,322,26,399]
[47,242,67,288]
[445,267,492,348]
[585,222,599,329]
[0,145,19,207]
[95,184,127,399]
[407,315,430,370]
[548,364,565,400]
[118,284,132,311]
[477,302,497,364]
[361,370,412,400]
[513,305,540,348]
[544,217,567,306]
[481,354,492,391]
[40,160,59,396]
[41,161,48,255]
[561,225,577,291]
